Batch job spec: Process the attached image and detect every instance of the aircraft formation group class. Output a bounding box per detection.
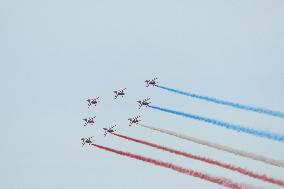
[80,77,284,188]
[81,77,157,146]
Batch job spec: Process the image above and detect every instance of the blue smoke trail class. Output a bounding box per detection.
[156,85,284,119]
[149,105,284,143]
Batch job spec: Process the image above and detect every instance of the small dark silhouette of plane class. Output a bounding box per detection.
[114,88,126,99]
[137,98,151,109]
[81,136,94,147]
[128,115,141,126]
[103,125,117,136]
[83,116,96,127]
[145,77,158,87]
[87,97,99,108]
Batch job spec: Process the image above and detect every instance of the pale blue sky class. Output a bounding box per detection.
[1,0,284,188]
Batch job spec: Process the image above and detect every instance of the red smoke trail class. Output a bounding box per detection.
[91,144,253,189]
[112,133,284,187]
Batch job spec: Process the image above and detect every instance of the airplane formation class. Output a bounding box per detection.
[79,76,284,188]
[81,77,158,146]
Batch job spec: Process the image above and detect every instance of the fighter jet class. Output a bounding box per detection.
[145,77,158,87]
[137,98,151,109]
[83,116,96,127]
[128,115,141,126]
[81,136,94,147]
[87,97,99,108]
[103,125,117,136]
[114,88,126,99]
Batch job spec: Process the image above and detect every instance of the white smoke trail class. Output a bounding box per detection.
[139,123,284,169]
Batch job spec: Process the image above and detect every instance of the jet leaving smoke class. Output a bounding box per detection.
[92,144,255,189]
[156,85,284,119]
[149,105,284,143]
[138,123,284,168]
[112,133,284,186]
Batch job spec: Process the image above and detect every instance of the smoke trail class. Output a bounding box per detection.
[139,123,284,168]
[156,85,284,119]
[91,144,254,189]
[112,133,284,186]
[149,105,284,143]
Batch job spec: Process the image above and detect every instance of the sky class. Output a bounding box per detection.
[1,0,284,188]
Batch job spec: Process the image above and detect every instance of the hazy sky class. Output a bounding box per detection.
[1,0,284,188]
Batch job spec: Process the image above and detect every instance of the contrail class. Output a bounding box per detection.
[112,133,284,186]
[149,105,284,143]
[91,144,254,189]
[156,85,284,119]
[139,123,284,168]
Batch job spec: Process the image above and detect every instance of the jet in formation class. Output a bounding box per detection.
[87,97,100,108]
[114,88,126,99]
[81,136,95,147]
[103,125,117,136]
[137,98,151,109]
[128,115,141,126]
[83,116,96,127]
[145,77,158,87]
